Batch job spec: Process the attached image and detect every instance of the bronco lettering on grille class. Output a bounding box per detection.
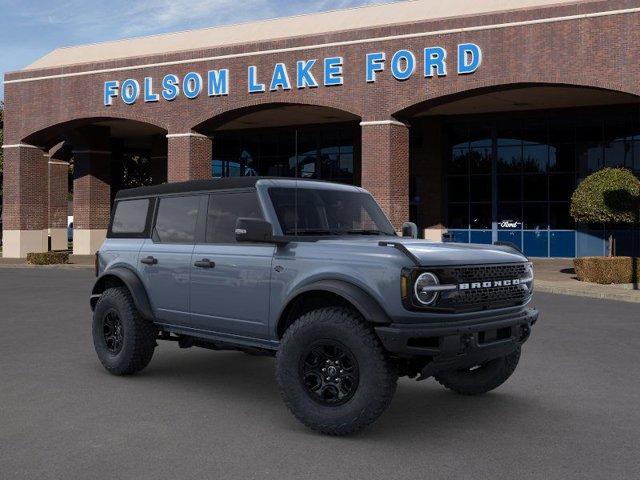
[459,278,521,290]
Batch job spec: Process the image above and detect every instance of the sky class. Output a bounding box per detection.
[0,0,394,100]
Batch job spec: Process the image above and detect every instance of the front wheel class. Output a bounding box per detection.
[434,348,521,395]
[276,307,397,436]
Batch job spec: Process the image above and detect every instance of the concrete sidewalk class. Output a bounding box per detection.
[533,258,640,303]
[0,254,94,268]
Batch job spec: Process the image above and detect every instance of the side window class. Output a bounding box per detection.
[154,196,200,244]
[205,192,263,243]
[110,199,150,236]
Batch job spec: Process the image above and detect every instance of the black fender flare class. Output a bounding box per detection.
[91,267,154,321]
[277,279,391,330]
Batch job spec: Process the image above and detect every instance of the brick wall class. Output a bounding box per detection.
[2,0,640,240]
[2,146,48,230]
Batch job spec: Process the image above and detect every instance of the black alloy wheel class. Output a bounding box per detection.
[103,309,124,354]
[300,341,359,406]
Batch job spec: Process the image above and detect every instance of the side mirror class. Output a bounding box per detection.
[402,222,418,239]
[235,218,274,243]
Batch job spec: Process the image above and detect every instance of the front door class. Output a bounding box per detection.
[189,191,274,339]
[139,194,203,326]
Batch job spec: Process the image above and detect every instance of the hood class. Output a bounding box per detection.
[392,239,527,266]
[315,236,527,266]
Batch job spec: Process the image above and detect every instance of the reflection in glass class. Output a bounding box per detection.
[497,145,522,173]
[523,144,548,173]
[470,203,491,229]
[523,204,548,229]
[445,108,640,257]
[211,124,357,185]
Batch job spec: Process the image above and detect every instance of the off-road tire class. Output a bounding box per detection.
[434,347,521,395]
[92,287,156,376]
[276,307,397,436]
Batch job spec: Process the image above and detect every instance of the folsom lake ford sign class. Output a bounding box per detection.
[103,43,482,106]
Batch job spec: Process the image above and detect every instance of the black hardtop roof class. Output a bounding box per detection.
[115,177,337,199]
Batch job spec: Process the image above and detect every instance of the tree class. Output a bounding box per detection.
[570,167,640,256]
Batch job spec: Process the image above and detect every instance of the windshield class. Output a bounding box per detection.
[268,187,396,236]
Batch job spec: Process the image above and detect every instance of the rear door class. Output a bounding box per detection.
[139,194,204,326]
[190,190,274,339]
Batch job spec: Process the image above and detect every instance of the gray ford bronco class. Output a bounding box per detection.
[91,177,538,435]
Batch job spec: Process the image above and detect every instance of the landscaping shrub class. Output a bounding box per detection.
[26,251,69,265]
[570,168,640,256]
[570,168,640,224]
[573,256,640,284]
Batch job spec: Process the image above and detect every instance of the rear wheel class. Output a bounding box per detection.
[92,287,156,376]
[434,348,521,395]
[276,307,397,436]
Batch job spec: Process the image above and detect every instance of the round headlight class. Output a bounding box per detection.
[414,272,440,306]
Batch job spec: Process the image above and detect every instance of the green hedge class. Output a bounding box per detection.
[574,256,640,284]
[570,168,640,224]
[27,251,69,265]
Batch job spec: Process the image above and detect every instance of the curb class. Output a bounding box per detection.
[535,280,640,303]
[0,263,93,270]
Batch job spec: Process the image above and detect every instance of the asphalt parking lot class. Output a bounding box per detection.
[1,268,639,480]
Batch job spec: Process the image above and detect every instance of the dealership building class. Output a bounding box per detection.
[3,0,640,257]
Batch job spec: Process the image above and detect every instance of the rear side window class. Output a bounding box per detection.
[154,196,200,244]
[205,192,263,243]
[110,199,151,236]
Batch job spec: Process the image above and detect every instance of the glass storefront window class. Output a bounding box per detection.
[497,145,522,173]
[444,106,640,256]
[470,175,491,202]
[523,144,548,173]
[211,123,358,185]
[470,203,491,229]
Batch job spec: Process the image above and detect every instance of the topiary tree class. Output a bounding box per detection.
[570,167,640,256]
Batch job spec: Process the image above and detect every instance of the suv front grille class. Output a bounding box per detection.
[429,263,531,312]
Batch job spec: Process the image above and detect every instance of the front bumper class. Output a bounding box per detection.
[375,308,538,377]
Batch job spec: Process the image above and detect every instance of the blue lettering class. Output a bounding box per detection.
[366,52,385,82]
[183,72,203,99]
[296,60,318,88]
[248,66,265,93]
[324,57,343,86]
[390,50,415,81]
[144,77,159,102]
[162,74,180,101]
[121,79,140,105]
[458,43,482,74]
[270,63,292,91]
[424,47,447,77]
[103,80,119,106]
[207,69,229,96]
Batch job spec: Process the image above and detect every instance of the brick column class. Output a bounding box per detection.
[411,119,445,240]
[1,144,49,257]
[48,144,70,251]
[72,149,111,254]
[69,126,111,255]
[167,132,212,182]
[151,134,168,184]
[360,120,410,230]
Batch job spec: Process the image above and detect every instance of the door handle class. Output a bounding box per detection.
[194,259,215,269]
[140,256,158,265]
